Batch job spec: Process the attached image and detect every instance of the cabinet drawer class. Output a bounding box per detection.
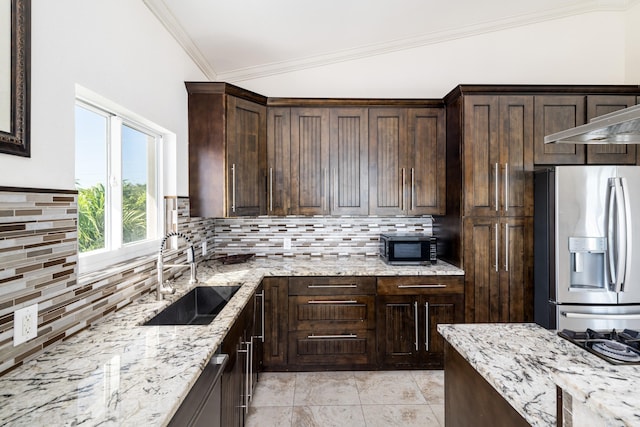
[288,277,376,295]
[288,295,375,331]
[288,330,376,366]
[377,276,464,295]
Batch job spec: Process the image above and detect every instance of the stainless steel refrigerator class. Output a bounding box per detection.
[534,165,640,330]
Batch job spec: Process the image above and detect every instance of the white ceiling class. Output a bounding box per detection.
[144,0,639,83]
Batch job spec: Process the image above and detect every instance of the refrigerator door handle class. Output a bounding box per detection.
[620,176,632,292]
[561,311,640,320]
[607,178,617,286]
[614,178,627,293]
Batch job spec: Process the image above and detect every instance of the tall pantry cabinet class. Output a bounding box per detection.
[443,88,534,323]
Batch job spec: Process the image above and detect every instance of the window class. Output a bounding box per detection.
[75,98,163,272]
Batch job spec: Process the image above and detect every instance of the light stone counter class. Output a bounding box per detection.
[0,257,462,426]
[438,323,640,427]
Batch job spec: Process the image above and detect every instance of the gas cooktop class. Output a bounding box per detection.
[559,329,640,365]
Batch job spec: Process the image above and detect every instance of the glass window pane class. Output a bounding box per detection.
[75,105,108,253]
[122,124,153,244]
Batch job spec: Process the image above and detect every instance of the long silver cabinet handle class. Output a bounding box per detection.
[307,300,358,304]
[425,302,430,352]
[256,290,265,342]
[562,312,640,320]
[307,334,358,339]
[323,168,328,212]
[334,168,338,211]
[494,162,499,211]
[397,284,447,289]
[402,168,406,211]
[414,301,419,352]
[269,167,273,212]
[505,223,509,272]
[504,163,509,212]
[231,163,236,213]
[307,284,357,288]
[411,167,415,211]
[495,223,499,272]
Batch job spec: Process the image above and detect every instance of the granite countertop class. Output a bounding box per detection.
[438,323,640,427]
[0,257,463,426]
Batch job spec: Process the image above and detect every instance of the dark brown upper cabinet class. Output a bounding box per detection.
[369,107,445,216]
[186,82,267,218]
[266,108,291,216]
[329,108,369,215]
[290,108,330,215]
[586,95,638,165]
[533,95,586,165]
[463,96,533,217]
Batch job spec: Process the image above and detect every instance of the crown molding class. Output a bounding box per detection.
[142,0,217,80]
[146,0,634,83]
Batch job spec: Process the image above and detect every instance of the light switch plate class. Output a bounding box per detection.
[202,241,207,256]
[14,303,38,346]
[283,237,292,250]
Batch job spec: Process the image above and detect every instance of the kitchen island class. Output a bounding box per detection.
[438,323,640,426]
[0,257,461,426]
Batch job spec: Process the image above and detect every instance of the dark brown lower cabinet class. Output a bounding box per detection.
[287,276,377,369]
[444,342,528,427]
[221,287,261,427]
[262,277,288,370]
[376,276,464,369]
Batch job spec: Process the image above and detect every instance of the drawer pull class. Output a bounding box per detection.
[307,284,358,288]
[307,334,358,339]
[397,284,447,289]
[308,300,358,304]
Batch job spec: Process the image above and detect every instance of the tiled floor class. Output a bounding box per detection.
[245,370,445,427]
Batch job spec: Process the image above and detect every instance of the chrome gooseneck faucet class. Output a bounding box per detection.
[157,231,198,300]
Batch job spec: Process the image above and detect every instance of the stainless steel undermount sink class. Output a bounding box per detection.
[143,286,241,326]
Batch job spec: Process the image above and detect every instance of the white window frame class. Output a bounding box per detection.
[75,89,166,273]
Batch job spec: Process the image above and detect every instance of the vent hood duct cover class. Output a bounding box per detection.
[544,104,640,144]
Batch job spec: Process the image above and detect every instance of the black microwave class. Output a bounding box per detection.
[380,234,437,265]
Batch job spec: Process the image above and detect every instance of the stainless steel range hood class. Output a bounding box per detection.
[544,104,640,144]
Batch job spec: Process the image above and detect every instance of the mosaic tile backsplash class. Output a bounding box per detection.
[213,216,433,258]
[0,192,213,375]
[0,188,431,376]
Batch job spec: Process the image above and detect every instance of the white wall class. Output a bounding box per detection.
[0,0,205,193]
[236,11,630,98]
[626,2,640,83]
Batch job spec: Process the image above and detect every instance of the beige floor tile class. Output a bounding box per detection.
[361,404,441,427]
[245,405,293,427]
[430,403,445,426]
[410,370,445,404]
[251,372,296,407]
[292,405,366,427]
[354,371,426,405]
[294,371,360,406]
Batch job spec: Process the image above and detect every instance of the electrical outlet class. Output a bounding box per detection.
[14,303,38,346]
[202,241,207,256]
[283,237,292,250]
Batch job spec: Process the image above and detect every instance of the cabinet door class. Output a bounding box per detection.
[407,108,446,215]
[369,108,407,215]
[329,108,369,215]
[424,294,464,365]
[499,217,533,322]
[463,217,500,323]
[262,278,288,369]
[463,96,500,217]
[266,108,291,215]
[290,108,330,215]
[498,96,534,217]
[533,95,586,165]
[226,96,267,216]
[586,95,637,165]
[376,295,420,366]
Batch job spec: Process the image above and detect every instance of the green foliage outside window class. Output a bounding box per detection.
[77,181,147,253]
